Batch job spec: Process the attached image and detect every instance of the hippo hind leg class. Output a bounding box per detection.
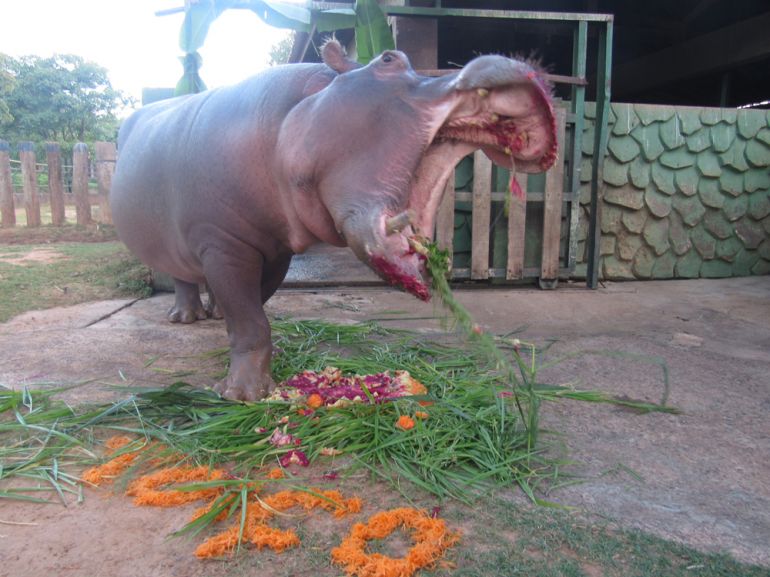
[204,283,224,320]
[168,279,207,324]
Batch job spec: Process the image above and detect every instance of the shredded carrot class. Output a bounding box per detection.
[250,525,301,552]
[196,488,361,559]
[264,489,361,518]
[267,468,285,479]
[195,497,273,558]
[194,525,242,558]
[331,508,460,577]
[414,411,429,420]
[126,465,227,507]
[105,436,134,451]
[81,436,146,486]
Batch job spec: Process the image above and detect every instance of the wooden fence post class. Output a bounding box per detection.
[471,151,492,280]
[72,142,92,226]
[95,141,116,224]
[506,173,529,280]
[46,143,66,226]
[540,107,567,283]
[0,140,15,227]
[19,141,41,228]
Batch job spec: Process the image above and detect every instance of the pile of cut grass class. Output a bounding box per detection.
[0,317,674,509]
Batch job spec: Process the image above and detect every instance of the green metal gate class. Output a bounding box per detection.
[382,3,613,288]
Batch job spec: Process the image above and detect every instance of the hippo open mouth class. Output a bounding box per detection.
[364,58,557,300]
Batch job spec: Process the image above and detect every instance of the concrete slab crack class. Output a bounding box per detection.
[80,298,143,328]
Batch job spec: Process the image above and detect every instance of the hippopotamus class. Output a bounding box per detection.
[111,40,556,401]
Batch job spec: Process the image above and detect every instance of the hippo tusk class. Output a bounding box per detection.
[385,210,415,235]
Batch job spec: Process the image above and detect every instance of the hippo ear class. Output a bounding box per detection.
[322,38,362,74]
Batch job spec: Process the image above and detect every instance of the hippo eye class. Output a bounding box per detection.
[382,53,394,63]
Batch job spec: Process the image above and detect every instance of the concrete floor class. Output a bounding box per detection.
[0,276,768,565]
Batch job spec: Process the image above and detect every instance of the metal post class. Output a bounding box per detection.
[568,20,587,276]
[586,20,613,288]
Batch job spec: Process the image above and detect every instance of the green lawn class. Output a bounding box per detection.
[0,238,151,322]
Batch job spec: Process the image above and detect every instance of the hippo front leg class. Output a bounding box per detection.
[202,249,277,401]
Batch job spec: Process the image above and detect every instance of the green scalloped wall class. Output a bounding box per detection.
[576,103,770,280]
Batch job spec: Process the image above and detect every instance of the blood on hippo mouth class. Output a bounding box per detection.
[370,254,431,302]
[437,113,555,197]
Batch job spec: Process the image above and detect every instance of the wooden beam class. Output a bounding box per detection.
[505,173,528,280]
[95,141,117,224]
[46,143,65,226]
[0,140,15,227]
[471,151,492,280]
[19,142,41,228]
[72,143,92,226]
[540,107,567,282]
[615,11,770,97]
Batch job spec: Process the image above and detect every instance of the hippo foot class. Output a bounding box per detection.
[215,349,276,401]
[167,304,207,324]
[204,298,224,320]
[214,374,275,402]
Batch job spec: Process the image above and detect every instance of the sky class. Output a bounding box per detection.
[0,0,293,111]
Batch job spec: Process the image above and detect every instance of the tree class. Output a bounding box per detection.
[0,53,132,144]
[268,33,294,67]
[0,55,15,127]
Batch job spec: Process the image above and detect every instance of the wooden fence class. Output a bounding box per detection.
[2,121,570,287]
[0,140,116,228]
[436,106,569,286]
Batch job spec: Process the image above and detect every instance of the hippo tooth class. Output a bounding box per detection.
[385,210,415,235]
[477,88,489,97]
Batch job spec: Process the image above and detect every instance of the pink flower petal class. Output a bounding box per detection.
[269,427,295,447]
[279,450,309,467]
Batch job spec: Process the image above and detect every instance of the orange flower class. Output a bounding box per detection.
[414,411,429,420]
[396,415,415,430]
[307,393,324,409]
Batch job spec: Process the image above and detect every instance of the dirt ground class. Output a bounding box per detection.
[1,276,769,575]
